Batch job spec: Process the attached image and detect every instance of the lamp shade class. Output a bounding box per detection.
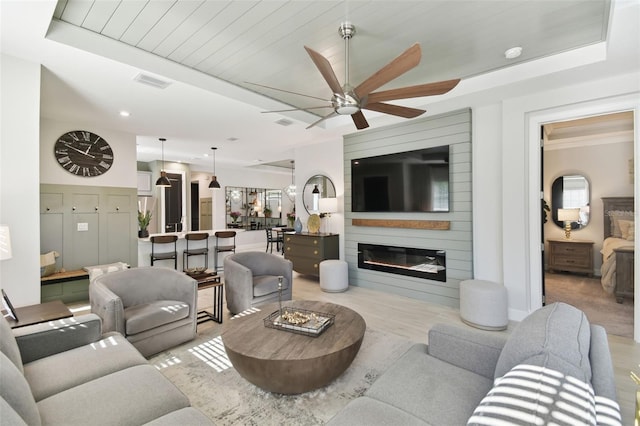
[0,225,12,260]
[155,171,171,187]
[208,176,221,189]
[319,197,338,214]
[557,208,580,222]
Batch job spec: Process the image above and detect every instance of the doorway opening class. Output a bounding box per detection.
[541,111,635,338]
[191,182,199,231]
[163,172,183,232]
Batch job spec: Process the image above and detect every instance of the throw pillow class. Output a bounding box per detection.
[40,251,59,277]
[627,222,635,241]
[618,219,634,240]
[609,211,633,238]
[84,262,129,281]
[468,363,623,426]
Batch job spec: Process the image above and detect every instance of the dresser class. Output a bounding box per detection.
[547,238,594,277]
[283,233,339,276]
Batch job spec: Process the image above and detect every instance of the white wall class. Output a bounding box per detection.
[294,138,345,257]
[0,54,42,306]
[544,141,634,272]
[40,118,137,188]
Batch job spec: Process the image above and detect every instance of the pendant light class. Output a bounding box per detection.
[284,160,296,201]
[155,138,171,187]
[208,147,221,189]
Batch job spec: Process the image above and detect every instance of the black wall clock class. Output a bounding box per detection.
[54,130,114,177]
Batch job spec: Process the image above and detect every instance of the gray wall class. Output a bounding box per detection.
[344,109,472,308]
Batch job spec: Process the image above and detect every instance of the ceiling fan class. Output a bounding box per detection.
[250,22,460,130]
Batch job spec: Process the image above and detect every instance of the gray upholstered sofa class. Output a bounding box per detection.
[224,251,293,314]
[90,266,197,357]
[328,302,622,425]
[0,312,212,425]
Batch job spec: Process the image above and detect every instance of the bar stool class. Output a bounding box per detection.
[150,235,178,269]
[214,231,236,272]
[183,232,209,270]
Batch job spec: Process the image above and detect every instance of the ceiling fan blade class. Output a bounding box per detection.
[304,46,345,96]
[244,81,328,102]
[363,102,425,119]
[354,43,421,99]
[351,111,369,130]
[306,111,338,129]
[365,79,461,104]
[262,105,333,113]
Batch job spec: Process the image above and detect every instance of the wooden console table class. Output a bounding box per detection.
[3,300,73,329]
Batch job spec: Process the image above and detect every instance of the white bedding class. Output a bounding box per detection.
[600,237,634,293]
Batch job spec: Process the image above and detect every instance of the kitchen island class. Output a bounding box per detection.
[138,228,268,271]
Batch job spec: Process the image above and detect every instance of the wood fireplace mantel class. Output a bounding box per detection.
[351,219,450,230]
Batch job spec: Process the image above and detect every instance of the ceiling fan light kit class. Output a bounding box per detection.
[257,22,461,131]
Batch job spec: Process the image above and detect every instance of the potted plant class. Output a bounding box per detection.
[264,206,272,218]
[137,210,152,238]
[230,211,241,223]
[287,211,295,227]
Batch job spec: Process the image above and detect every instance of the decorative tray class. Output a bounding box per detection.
[184,268,215,278]
[264,308,335,337]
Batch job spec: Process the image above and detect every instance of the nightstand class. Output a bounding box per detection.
[547,238,594,277]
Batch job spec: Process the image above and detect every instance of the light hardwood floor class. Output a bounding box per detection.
[74,271,639,424]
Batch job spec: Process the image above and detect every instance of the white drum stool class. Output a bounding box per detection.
[319,260,349,293]
[459,279,508,330]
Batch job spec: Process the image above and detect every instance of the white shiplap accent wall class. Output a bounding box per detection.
[344,109,472,308]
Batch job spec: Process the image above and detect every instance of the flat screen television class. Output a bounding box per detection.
[351,145,450,213]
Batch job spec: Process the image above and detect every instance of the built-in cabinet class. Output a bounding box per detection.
[40,183,138,274]
[283,233,339,276]
[547,238,594,276]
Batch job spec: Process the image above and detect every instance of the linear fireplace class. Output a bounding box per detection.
[358,243,446,282]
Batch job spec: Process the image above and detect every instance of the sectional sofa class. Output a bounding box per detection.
[0,313,212,425]
[328,302,622,425]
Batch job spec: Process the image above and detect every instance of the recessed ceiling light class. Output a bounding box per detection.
[227,137,239,142]
[119,111,130,117]
[504,46,523,59]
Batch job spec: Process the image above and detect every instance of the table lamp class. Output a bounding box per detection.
[557,208,580,239]
[319,198,338,234]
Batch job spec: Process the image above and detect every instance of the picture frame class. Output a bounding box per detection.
[1,289,18,321]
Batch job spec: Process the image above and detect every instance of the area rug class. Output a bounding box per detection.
[545,273,634,338]
[148,326,416,425]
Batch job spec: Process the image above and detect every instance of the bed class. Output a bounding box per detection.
[601,197,635,302]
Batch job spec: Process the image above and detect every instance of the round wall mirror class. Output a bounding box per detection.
[551,174,590,229]
[303,175,336,214]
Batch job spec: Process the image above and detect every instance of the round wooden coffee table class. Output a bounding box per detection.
[222,300,366,394]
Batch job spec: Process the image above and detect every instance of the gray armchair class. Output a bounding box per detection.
[223,251,293,315]
[90,266,197,357]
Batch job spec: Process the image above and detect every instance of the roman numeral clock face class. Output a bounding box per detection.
[54,131,114,177]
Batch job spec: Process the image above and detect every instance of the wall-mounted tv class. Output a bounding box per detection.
[351,145,450,213]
